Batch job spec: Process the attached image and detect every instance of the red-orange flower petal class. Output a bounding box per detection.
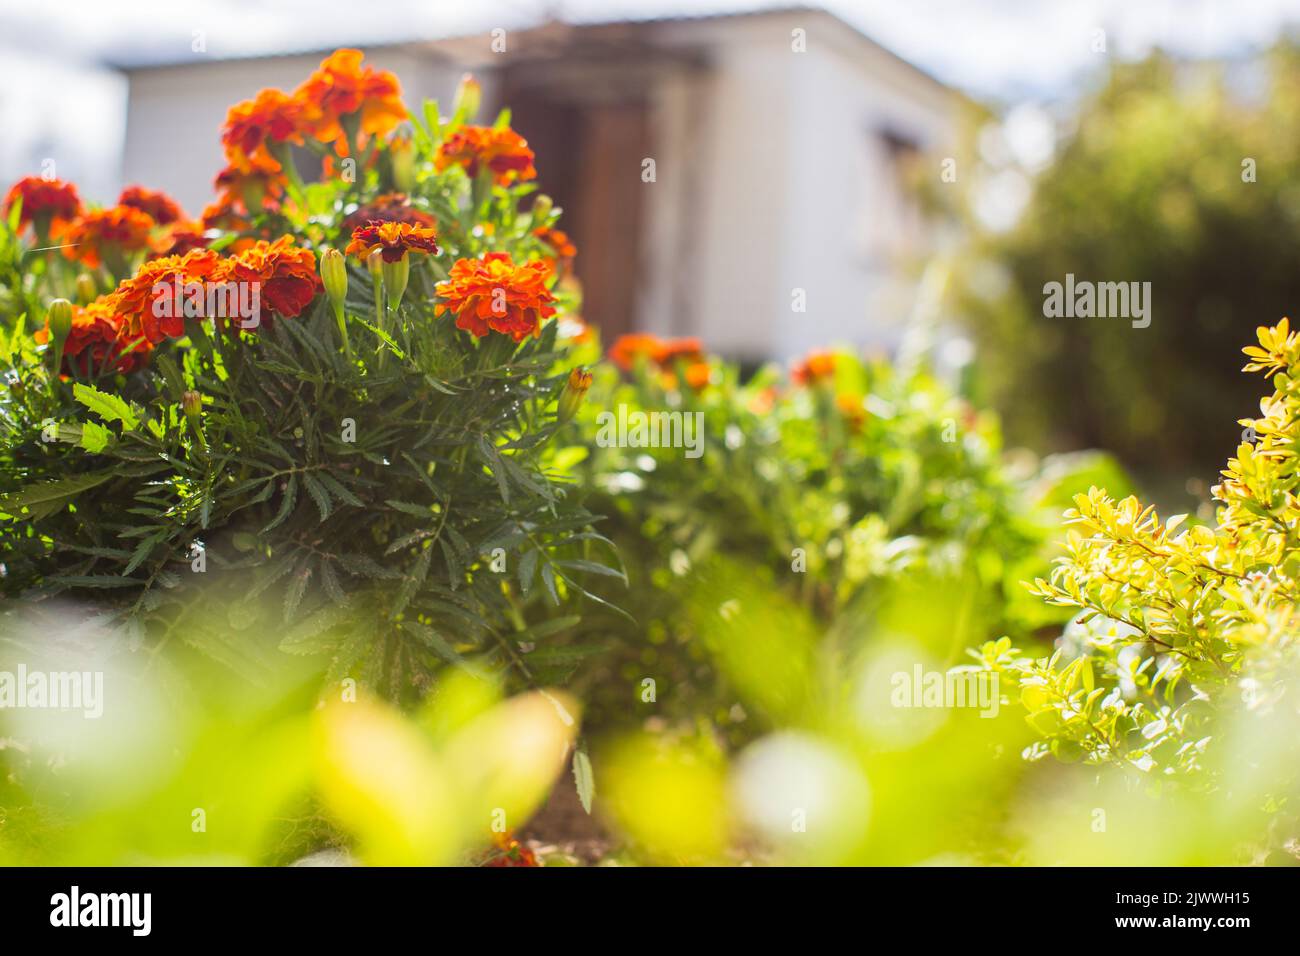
[434,125,537,186]
[344,220,439,263]
[118,185,185,226]
[59,205,156,269]
[4,176,82,232]
[435,251,556,342]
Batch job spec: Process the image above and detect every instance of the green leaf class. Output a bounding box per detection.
[79,420,112,453]
[73,382,139,429]
[303,472,333,521]
[572,748,594,814]
[0,470,116,521]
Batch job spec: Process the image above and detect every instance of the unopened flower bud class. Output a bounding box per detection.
[367,247,384,280]
[453,74,482,121]
[182,389,206,450]
[382,253,410,311]
[46,298,73,378]
[557,366,593,423]
[75,273,97,304]
[320,248,348,319]
[390,134,416,193]
[532,194,553,224]
[46,298,73,347]
[241,176,265,214]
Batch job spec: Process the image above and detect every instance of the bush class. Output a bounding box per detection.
[552,334,1121,738]
[983,319,1300,862]
[0,52,616,706]
[946,46,1300,481]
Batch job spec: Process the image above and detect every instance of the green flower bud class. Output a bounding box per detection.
[557,366,593,423]
[390,134,416,194]
[382,253,410,312]
[182,389,206,450]
[453,73,482,121]
[532,194,553,224]
[320,248,348,318]
[46,298,74,346]
[46,298,74,378]
[75,273,97,304]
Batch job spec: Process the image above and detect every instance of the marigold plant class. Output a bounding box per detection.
[0,55,613,708]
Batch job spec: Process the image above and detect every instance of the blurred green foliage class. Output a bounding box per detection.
[945,45,1300,482]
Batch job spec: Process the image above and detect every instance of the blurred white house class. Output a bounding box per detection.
[111,8,961,361]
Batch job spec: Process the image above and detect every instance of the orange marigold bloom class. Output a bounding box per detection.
[341,193,435,234]
[534,226,576,261]
[836,393,867,431]
[792,349,837,386]
[106,248,225,344]
[35,297,151,377]
[345,220,439,263]
[293,49,407,152]
[150,220,210,258]
[435,125,537,186]
[681,361,712,390]
[214,152,286,213]
[435,252,556,342]
[483,830,539,867]
[657,337,705,366]
[221,88,307,169]
[222,235,323,322]
[4,176,82,232]
[608,332,665,371]
[118,185,184,226]
[60,205,156,269]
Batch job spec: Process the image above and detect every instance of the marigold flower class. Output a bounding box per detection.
[435,252,556,342]
[792,350,837,386]
[221,88,307,170]
[341,193,436,235]
[150,220,211,258]
[557,365,593,423]
[609,333,710,389]
[435,125,537,186]
[118,185,184,226]
[483,830,539,867]
[222,235,322,322]
[35,296,151,376]
[657,337,705,367]
[59,205,156,270]
[609,333,665,371]
[293,49,407,153]
[4,176,82,233]
[534,226,576,277]
[106,248,224,344]
[345,220,439,263]
[214,153,286,215]
[836,393,867,431]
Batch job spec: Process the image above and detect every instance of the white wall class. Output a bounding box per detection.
[651,11,960,362]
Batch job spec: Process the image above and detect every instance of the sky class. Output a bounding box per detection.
[2,0,1300,200]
